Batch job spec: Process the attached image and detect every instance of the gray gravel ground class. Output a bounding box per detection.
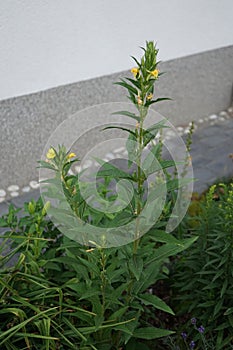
[0,115,232,217]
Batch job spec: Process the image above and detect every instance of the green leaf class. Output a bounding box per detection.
[125,77,141,89]
[114,80,138,95]
[77,256,100,276]
[148,229,179,244]
[126,339,150,350]
[132,261,161,294]
[95,159,135,181]
[128,257,143,281]
[224,307,233,316]
[0,218,8,227]
[220,279,228,298]
[143,120,168,146]
[109,306,128,321]
[112,110,140,122]
[0,307,59,345]
[146,97,172,106]
[63,317,87,341]
[138,294,174,315]
[147,236,198,265]
[214,299,223,317]
[102,125,136,137]
[133,327,174,340]
[80,289,101,300]
[131,55,141,67]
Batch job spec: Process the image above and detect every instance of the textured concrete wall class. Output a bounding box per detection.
[1,0,233,100]
[0,46,232,190]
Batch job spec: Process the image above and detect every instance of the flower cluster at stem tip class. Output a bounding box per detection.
[46,147,76,161]
[128,41,160,108]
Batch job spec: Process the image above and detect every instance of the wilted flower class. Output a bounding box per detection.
[137,95,143,105]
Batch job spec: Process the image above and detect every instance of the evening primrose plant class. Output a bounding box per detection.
[0,41,195,350]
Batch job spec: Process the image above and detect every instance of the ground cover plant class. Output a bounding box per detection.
[0,41,200,349]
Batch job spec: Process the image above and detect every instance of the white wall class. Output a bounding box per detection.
[0,0,232,101]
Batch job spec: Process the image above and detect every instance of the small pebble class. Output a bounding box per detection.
[198,119,204,123]
[105,153,115,160]
[0,197,5,203]
[113,147,125,154]
[227,106,233,114]
[209,114,218,120]
[8,185,19,192]
[10,191,19,197]
[115,154,123,158]
[177,126,184,132]
[219,111,227,118]
[29,181,40,189]
[22,186,31,193]
[219,117,225,122]
[0,189,6,197]
[166,130,176,137]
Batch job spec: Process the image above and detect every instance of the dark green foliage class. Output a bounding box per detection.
[171,182,233,349]
[0,199,197,349]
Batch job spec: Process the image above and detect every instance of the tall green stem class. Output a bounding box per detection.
[133,106,147,254]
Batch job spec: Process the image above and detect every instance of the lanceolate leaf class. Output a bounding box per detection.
[146,97,172,107]
[133,327,174,339]
[114,81,138,95]
[131,55,141,67]
[95,160,136,181]
[125,77,141,89]
[138,294,174,315]
[147,237,198,265]
[102,125,136,137]
[112,110,140,122]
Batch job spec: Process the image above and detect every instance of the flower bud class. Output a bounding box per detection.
[28,201,36,214]
[42,201,51,216]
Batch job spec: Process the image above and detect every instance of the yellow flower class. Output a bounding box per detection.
[46,148,56,159]
[131,67,139,77]
[146,93,153,100]
[67,152,76,159]
[150,69,159,78]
